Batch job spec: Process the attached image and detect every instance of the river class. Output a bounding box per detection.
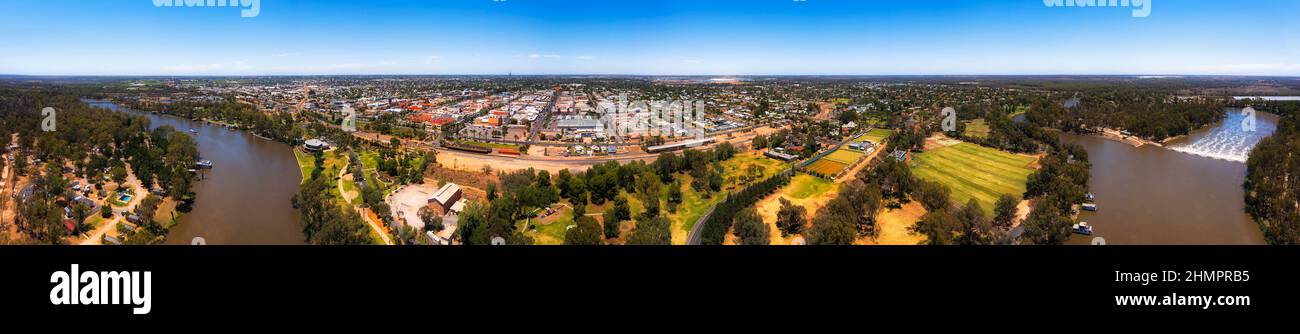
[86,100,305,245]
[1060,109,1275,245]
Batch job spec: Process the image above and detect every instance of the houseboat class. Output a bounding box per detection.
[1082,203,1098,212]
[1072,222,1094,235]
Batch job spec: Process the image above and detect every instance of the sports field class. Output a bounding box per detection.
[806,159,848,177]
[857,128,893,144]
[824,148,863,164]
[911,143,1035,216]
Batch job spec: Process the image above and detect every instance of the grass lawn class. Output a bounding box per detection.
[857,128,894,143]
[964,119,991,139]
[528,217,576,245]
[825,149,863,164]
[293,149,319,184]
[785,174,835,199]
[911,142,1035,216]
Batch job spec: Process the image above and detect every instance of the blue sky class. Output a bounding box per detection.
[1,0,1298,76]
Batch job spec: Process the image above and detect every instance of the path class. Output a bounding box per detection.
[81,167,148,245]
[336,158,392,245]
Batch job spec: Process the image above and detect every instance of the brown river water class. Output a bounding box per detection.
[1060,110,1275,245]
[89,100,305,245]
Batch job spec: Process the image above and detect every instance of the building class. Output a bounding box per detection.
[764,149,799,162]
[646,138,714,153]
[429,183,464,215]
[304,139,328,152]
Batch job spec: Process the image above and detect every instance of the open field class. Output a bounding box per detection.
[911,142,1035,215]
[806,159,848,177]
[964,119,991,139]
[825,149,863,164]
[753,174,840,245]
[857,128,893,143]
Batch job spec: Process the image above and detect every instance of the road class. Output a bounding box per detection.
[525,90,559,144]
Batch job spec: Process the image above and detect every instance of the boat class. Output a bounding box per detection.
[190,128,198,133]
[195,160,214,169]
[1072,222,1094,235]
[1086,192,1095,201]
[1082,203,1098,212]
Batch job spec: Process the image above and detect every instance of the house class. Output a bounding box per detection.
[429,183,464,215]
[765,150,798,162]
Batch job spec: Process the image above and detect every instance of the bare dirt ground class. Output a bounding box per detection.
[863,202,927,245]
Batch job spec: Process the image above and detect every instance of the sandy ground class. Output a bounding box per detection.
[863,202,927,245]
[753,186,840,245]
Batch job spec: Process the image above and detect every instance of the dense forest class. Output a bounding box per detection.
[1026,92,1229,141]
[119,98,304,144]
[1244,101,1300,245]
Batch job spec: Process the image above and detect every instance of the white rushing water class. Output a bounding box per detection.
[1167,109,1277,163]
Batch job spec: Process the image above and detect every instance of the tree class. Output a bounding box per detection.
[807,214,856,245]
[775,197,807,237]
[956,199,996,245]
[100,205,113,219]
[136,194,162,226]
[1021,200,1073,245]
[627,216,672,245]
[666,180,683,213]
[110,166,128,184]
[993,194,1019,230]
[915,180,951,212]
[485,182,498,201]
[419,206,444,232]
[913,209,960,245]
[732,207,770,245]
[564,217,604,245]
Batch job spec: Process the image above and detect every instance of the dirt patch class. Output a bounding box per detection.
[754,184,841,245]
[863,202,926,245]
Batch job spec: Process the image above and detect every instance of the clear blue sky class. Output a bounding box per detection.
[2,0,1298,76]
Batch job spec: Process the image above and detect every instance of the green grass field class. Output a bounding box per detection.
[825,149,863,164]
[911,143,1035,216]
[964,119,991,139]
[857,128,894,143]
[786,174,835,199]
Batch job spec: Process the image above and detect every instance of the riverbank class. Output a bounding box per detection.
[91,100,306,245]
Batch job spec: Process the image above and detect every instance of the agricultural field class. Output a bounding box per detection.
[963,119,991,139]
[911,142,1036,216]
